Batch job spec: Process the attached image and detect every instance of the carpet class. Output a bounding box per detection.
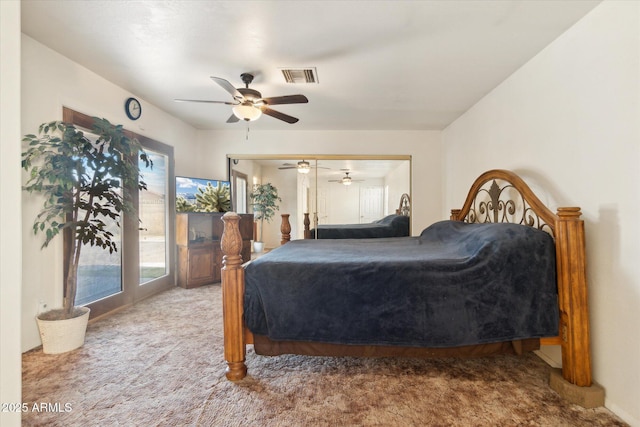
[22,284,627,426]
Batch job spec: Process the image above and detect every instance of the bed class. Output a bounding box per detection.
[220,170,598,405]
[246,221,557,347]
[303,193,411,239]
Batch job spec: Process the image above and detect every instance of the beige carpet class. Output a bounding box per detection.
[22,284,627,426]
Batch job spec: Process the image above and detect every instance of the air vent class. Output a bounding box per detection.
[280,67,318,84]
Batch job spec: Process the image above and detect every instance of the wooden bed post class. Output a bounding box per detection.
[221,212,248,380]
[281,214,291,245]
[303,213,311,239]
[554,207,592,387]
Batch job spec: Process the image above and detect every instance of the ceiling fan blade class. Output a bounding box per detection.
[211,76,244,100]
[260,107,299,124]
[279,162,305,170]
[226,114,240,123]
[279,165,330,170]
[174,98,237,105]
[260,94,309,105]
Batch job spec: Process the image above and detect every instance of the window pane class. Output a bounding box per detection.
[139,149,168,285]
[75,228,123,305]
[74,131,123,305]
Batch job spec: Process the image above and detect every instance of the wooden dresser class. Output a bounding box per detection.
[176,212,253,288]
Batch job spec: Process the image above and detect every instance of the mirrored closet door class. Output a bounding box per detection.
[228,155,411,246]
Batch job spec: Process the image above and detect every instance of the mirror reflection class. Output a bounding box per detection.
[229,156,411,247]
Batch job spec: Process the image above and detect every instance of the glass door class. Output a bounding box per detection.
[63,107,175,319]
[231,169,248,213]
[74,206,123,305]
[132,132,175,303]
[139,148,169,285]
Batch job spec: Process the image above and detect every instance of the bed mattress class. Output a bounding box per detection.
[244,220,558,348]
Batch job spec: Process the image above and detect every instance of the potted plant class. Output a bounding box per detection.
[249,182,281,252]
[22,118,151,353]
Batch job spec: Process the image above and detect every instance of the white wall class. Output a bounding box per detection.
[385,161,411,216]
[442,2,639,425]
[20,36,200,352]
[259,165,299,248]
[1,2,23,427]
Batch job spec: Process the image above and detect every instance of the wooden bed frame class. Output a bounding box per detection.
[302,193,411,239]
[220,169,603,406]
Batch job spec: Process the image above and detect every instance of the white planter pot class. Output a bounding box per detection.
[253,241,264,253]
[36,307,90,354]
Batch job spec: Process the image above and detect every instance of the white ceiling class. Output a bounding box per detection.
[21,0,600,131]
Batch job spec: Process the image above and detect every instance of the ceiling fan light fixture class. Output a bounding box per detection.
[342,176,352,185]
[232,104,262,121]
[297,161,311,174]
[180,74,306,124]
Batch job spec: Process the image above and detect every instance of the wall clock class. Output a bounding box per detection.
[125,97,142,120]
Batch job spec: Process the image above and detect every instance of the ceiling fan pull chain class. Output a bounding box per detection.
[246,125,250,141]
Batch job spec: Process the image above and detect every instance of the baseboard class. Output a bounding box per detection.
[534,349,562,368]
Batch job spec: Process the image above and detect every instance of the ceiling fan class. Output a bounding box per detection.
[279,160,329,174]
[175,73,308,124]
[329,172,364,186]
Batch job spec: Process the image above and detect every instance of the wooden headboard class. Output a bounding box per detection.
[450,169,555,231]
[450,169,592,388]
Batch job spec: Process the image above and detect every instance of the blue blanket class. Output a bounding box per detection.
[311,214,410,239]
[244,220,558,347]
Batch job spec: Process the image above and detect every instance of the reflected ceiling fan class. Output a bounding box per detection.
[279,160,329,174]
[175,73,308,124]
[329,172,364,186]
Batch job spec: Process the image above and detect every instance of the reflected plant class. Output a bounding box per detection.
[249,183,281,242]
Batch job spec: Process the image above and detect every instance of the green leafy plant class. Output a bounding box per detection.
[176,196,196,212]
[22,118,151,319]
[249,182,281,242]
[194,181,231,212]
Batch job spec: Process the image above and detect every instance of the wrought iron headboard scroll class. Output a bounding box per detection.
[396,193,411,217]
[450,170,557,235]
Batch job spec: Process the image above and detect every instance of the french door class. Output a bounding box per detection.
[231,169,248,213]
[63,108,175,319]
